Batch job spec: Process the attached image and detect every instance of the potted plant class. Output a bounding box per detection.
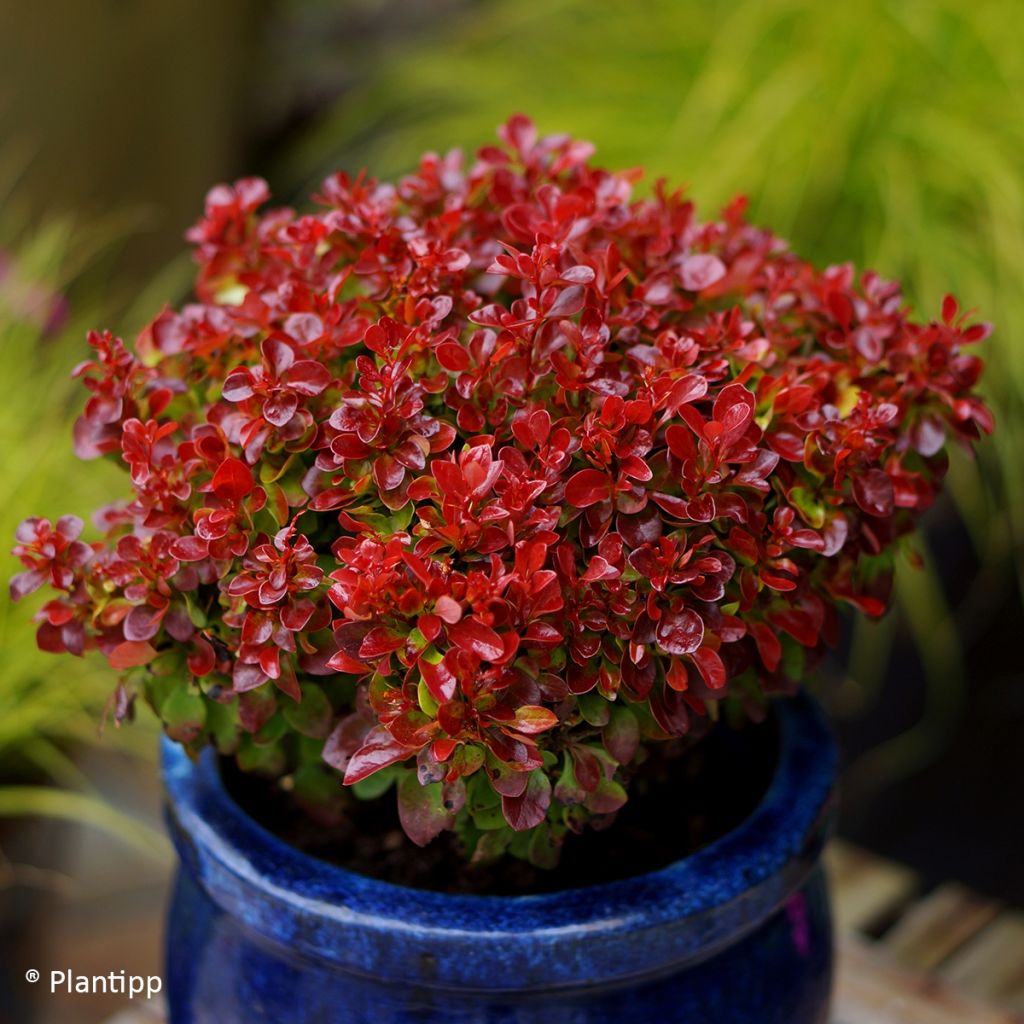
[11,116,991,1023]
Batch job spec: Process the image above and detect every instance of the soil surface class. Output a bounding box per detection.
[225,711,779,896]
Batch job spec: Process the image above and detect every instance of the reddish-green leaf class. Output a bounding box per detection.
[397,772,450,847]
[343,726,415,784]
[512,705,559,735]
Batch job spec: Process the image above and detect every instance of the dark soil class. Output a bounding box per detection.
[224,710,779,896]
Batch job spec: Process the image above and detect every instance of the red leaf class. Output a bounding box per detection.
[273,669,302,702]
[547,285,585,318]
[448,617,504,661]
[680,253,727,291]
[322,714,370,773]
[501,769,552,831]
[284,360,332,396]
[108,640,157,670]
[656,608,705,655]
[170,535,210,561]
[343,726,415,784]
[667,374,709,410]
[690,647,726,689]
[187,637,216,677]
[359,626,405,659]
[123,604,164,642]
[262,391,299,427]
[561,265,595,285]
[436,341,472,372]
[750,622,782,673]
[434,595,462,624]
[212,458,255,502]
[390,710,439,747]
[221,369,254,402]
[651,491,690,519]
[420,656,458,703]
[565,468,610,508]
[665,424,697,463]
[432,737,458,762]
[9,569,46,601]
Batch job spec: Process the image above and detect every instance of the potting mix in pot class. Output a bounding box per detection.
[11,117,991,899]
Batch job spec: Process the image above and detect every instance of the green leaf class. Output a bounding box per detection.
[351,764,399,800]
[788,486,827,529]
[577,691,610,727]
[205,700,240,754]
[236,735,287,776]
[527,821,564,870]
[417,678,440,717]
[254,712,288,747]
[470,827,512,863]
[183,592,208,629]
[292,764,342,813]
[160,689,206,744]
[0,787,169,861]
[281,685,334,739]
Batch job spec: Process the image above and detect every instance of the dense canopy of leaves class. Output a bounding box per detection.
[11,117,991,863]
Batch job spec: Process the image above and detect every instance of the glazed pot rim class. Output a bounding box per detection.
[162,692,835,986]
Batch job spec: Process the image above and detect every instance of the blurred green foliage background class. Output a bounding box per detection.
[0,0,1021,895]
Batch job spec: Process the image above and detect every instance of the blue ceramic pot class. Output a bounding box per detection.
[162,694,836,1024]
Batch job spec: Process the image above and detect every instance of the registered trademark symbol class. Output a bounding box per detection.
[25,969,40,983]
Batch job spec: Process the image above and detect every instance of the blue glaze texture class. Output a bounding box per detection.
[162,694,837,1023]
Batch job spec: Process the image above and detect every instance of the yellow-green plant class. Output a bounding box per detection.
[0,217,167,858]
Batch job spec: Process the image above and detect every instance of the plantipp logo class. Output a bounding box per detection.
[25,968,162,999]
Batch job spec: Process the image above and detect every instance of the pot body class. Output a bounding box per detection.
[163,695,836,1024]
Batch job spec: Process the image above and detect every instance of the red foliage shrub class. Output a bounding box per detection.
[11,116,992,862]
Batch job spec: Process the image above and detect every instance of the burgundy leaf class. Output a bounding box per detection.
[690,647,726,689]
[852,469,894,517]
[656,608,705,655]
[501,769,552,831]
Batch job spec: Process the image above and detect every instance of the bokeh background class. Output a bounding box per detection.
[1,2,1021,1021]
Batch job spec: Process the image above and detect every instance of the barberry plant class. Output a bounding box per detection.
[11,117,991,866]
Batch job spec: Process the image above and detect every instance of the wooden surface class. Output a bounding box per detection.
[102,840,1024,1023]
[827,841,1024,1022]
